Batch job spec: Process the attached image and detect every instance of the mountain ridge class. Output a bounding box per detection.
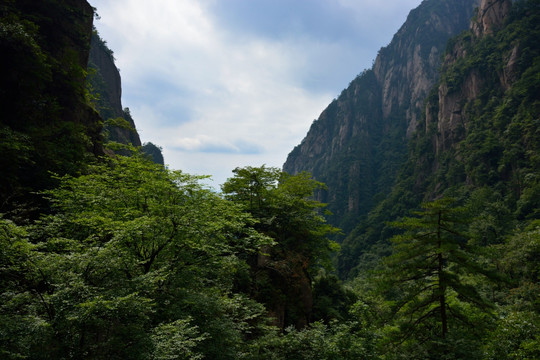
[284,0,482,233]
[338,0,540,278]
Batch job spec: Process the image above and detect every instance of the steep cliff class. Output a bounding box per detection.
[433,0,514,154]
[422,0,534,190]
[88,31,142,148]
[283,0,481,233]
[0,0,103,218]
[338,0,540,278]
[87,31,166,164]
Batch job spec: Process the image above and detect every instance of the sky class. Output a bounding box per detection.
[89,0,423,189]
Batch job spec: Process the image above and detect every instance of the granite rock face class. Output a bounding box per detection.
[283,0,481,233]
[0,0,104,217]
[430,0,512,154]
[471,0,513,36]
[88,32,142,147]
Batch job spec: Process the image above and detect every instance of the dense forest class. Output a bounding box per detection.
[1,0,539,359]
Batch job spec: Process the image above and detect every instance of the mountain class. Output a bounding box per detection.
[2,0,538,356]
[283,0,481,234]
[0,0,164,220]
[87,32,141,148]
[403,0,538,218]
[284,0,540,279]
[337,0,540,278]
[87,31,165,164]
[0,0,103,219]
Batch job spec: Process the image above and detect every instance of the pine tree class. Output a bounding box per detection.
[383,198,499,345]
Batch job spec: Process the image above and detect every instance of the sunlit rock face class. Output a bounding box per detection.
[471,0,513,36]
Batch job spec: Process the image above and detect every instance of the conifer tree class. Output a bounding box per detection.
[383,198,498,344]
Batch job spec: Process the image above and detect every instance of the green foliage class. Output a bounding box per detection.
[245,321,377,360]
[1,1,103,218]
[380,198,500,356]
[222,165,282,218]
[312,272,357,323]
[0,155,272,359]
[105,116,136,132]
[464,188,514,246]
[222,166,339,329]
[498,222,540,309]
[483,310,540,360]
[480,221,540,359]
[151,318,206,360]
[223,166,339,275]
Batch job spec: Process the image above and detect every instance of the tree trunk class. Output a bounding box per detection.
[437,210,448,338]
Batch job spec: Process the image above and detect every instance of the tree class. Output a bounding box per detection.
[222,166,339,329]
[481,221,540,359]
[221,165,281,218]
[382,198,499,352]
[0,154,271,359]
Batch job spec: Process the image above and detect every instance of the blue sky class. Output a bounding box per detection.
[89,0,423,188]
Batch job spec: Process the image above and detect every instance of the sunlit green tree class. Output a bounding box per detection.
[222,166,339,329]
[0,154,271,359]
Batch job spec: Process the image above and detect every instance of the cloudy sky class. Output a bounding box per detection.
[89,0,423,188]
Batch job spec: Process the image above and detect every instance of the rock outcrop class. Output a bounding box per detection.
[430,0,512,154]
[471,0,512,36]
[283,0,481,233]
[88,32,142,147]
[1,0,104,218]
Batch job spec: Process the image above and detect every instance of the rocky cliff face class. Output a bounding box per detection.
[429,0,513,154]
[337,0,539,278]
[89,33,123,119]
[1,0,104,218]
[471,0,513,36]
[374,0,483,137]
[284,0,481,233]
[88,33,142,147]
